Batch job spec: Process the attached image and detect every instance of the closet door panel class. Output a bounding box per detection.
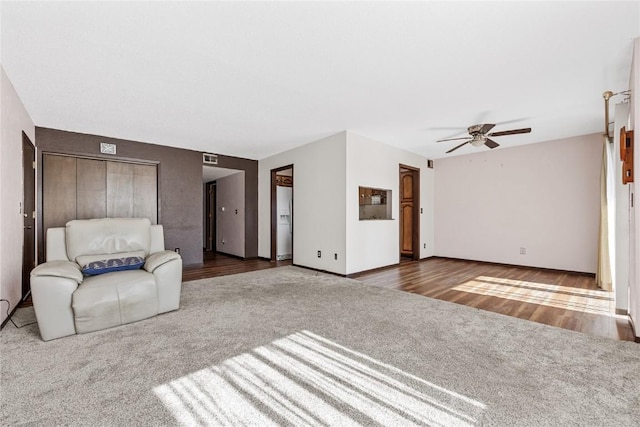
[132,164,158,224]
[76,158,107,219]
[43,155,77,232]
[106,161,134,218]
[106,161,157,222]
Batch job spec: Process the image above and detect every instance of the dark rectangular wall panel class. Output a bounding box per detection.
[106,162,157,223]
[76,158,107,219]
[42,154,77,232]
[106,161,134,218]
[132,163,158,223]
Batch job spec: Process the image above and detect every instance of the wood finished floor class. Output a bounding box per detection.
[182,251,292,282]
[352,257,635,342]
[184,253,635,342]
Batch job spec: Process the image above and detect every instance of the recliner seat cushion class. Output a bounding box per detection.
[72,269,158,334]
[66,218,151,262]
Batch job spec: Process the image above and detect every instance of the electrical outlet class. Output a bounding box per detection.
[334,253,338,260]
[520,247,526,255]
[175,248,180,254]
[317,250,321,258]
[423,243,426,249]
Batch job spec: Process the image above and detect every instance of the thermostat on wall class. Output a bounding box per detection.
[100,142,116,155]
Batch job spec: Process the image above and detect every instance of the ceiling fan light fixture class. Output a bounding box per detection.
[470,134,485,147]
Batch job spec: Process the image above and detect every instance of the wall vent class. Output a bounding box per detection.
[203,153,218,165]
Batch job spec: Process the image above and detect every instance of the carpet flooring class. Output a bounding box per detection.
[1,266,639,426]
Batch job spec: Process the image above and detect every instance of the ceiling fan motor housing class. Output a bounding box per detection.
[468,124,484,135]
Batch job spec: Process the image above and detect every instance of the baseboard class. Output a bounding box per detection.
[629,315,640,343]
[346,262,402,278]
[292,264,346,278]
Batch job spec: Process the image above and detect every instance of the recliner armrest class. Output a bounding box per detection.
[144,250,181,273]
[31,260,83,284]
[31,261,82,341]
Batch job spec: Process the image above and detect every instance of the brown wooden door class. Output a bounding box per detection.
[77,158,107,219]
[43,154,77,233]
[400,171,414,256]
[22,133,36,298]
[106,161,157,222]
[43,154,158,248]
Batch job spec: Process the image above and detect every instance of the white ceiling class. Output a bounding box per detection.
[202,165,243,183]
[2,1,638,160]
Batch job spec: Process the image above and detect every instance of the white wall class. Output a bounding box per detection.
[434,134,602,273]
[258,131,435,275]
[0,66,35,324]
[216,171,245,258]
[628,37,639,338]
[258,132,347,274]
[345,133,434,275]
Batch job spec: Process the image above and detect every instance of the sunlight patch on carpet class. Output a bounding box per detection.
[154,330,485,426]
[453,276,614,316]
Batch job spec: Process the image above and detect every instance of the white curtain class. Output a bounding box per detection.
[596,137,612,291]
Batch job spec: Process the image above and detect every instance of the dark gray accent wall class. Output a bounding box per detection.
[35,127,258,265]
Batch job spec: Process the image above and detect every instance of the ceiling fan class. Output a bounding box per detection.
[437,124,531,154]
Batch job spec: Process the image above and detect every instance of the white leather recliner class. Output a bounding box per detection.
[30,218,182,341]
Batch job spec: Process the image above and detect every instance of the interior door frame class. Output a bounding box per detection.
[399,164,420,261]
[22,132,36,299]
[270,164,294,261]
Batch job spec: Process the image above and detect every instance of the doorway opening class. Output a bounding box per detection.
[399,165,420,261]
[204,181,217,252]
[271,165,293,261]
[22,132,36,300]
[202,166,245,258]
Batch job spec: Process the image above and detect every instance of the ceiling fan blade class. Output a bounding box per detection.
[484,138,499,149]
[479,123,496,134]
[446,141,470,154]
[437,137,472,143]
[488,127,532,137]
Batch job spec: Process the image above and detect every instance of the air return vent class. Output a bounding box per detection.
[203,153,218,165]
